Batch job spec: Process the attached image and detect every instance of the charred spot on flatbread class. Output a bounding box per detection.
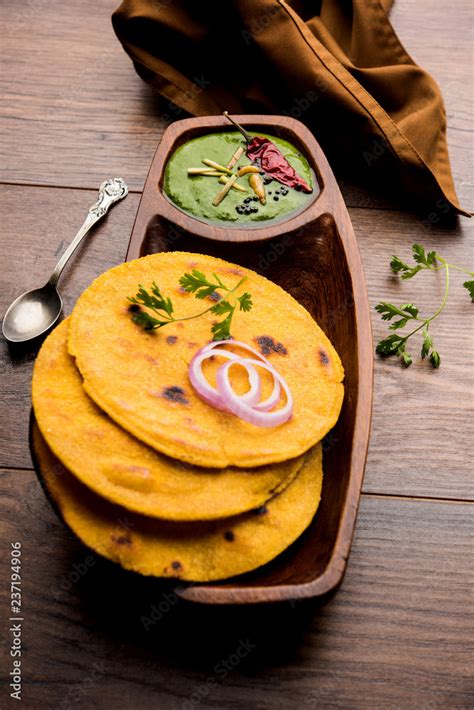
[162,386,188,404]
[255,335,287,356]
[319,347,330,366]
[111,533,132,546]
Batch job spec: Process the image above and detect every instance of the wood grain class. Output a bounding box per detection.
[2,184,471,501]
[0,0,472,702]
[358,208,474,500]
[0,0,471,210]
[0,469,472,708]
[0,184,139,469]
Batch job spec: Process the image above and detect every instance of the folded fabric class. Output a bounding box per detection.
[112,0,468,216]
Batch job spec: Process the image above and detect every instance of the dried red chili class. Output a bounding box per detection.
[246,137,312,193]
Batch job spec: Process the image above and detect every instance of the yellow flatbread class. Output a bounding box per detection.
[33,423,323,582]
[68,252,344,468]
[32,320,305,521]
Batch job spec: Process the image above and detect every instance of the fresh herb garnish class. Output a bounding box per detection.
[375,244,473,368]
[128,270,253,341]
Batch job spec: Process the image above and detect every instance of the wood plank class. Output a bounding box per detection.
[356,206,474,500]
[2,184,472,501]
[0,184,139,469]
[0,468,472,708]
[0,0,168,192]
[0,0,471,209]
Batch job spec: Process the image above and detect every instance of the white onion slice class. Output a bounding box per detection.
[188,349,261,411]
[188,341,293,428]
[198,339,274,407]
[201,339,272,364]
[216,358,293,427]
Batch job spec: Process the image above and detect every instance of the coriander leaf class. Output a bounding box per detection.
[179,270,223,299]
[389,318,409,330]
[131,310,165,331]
[195,286,220,300]
[375,302,402,321]
[401,303,419,318]
[211,313,233,340]
[129,282,173,316]
[376,244,472,370]
[376,334,405,355]
[395,341,412,367]
[430,350,441,368]
[210,300,234,316]
[179,269,210,291]
[463,280,474,302]
[400,265,423,280]
[151,282,173,315]
[420,328,433,359]
[400,350,413,367]
[237,292,253,312]
[129,270,252,340]
[212,273,225,288]
[390,255,410,273]
[412,243,437,268]
[412,243,427,264]
[375,302,417,322]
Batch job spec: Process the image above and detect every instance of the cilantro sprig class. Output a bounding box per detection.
[128,270,253,340]
[375,244,473,368]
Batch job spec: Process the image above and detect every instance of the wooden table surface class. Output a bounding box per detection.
[1,1,472,708]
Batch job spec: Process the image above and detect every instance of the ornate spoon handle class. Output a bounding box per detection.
[48,178,128,287]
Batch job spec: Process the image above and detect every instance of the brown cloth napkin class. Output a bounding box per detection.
[112,0,468,216]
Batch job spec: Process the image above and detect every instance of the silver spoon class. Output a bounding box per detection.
[2,178,128,344]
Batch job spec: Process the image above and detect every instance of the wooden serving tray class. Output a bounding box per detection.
[126,115,373,603]
[31,115,373,605]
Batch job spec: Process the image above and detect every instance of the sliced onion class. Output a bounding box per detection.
[201,339,272,364]
[188,341,293,428]
[189,349,261,411]
[204,340,281,412]
[216,358,293,427]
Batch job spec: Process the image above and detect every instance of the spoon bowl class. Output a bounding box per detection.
[1,178,128,345]
[2,283,62,343]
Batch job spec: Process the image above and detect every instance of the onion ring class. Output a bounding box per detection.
[216,358,293,427]
[188,341,293,427]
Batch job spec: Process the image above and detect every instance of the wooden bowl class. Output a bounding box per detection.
[31,115,373,605]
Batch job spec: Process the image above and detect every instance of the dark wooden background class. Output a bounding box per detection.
[1,1,472,708]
